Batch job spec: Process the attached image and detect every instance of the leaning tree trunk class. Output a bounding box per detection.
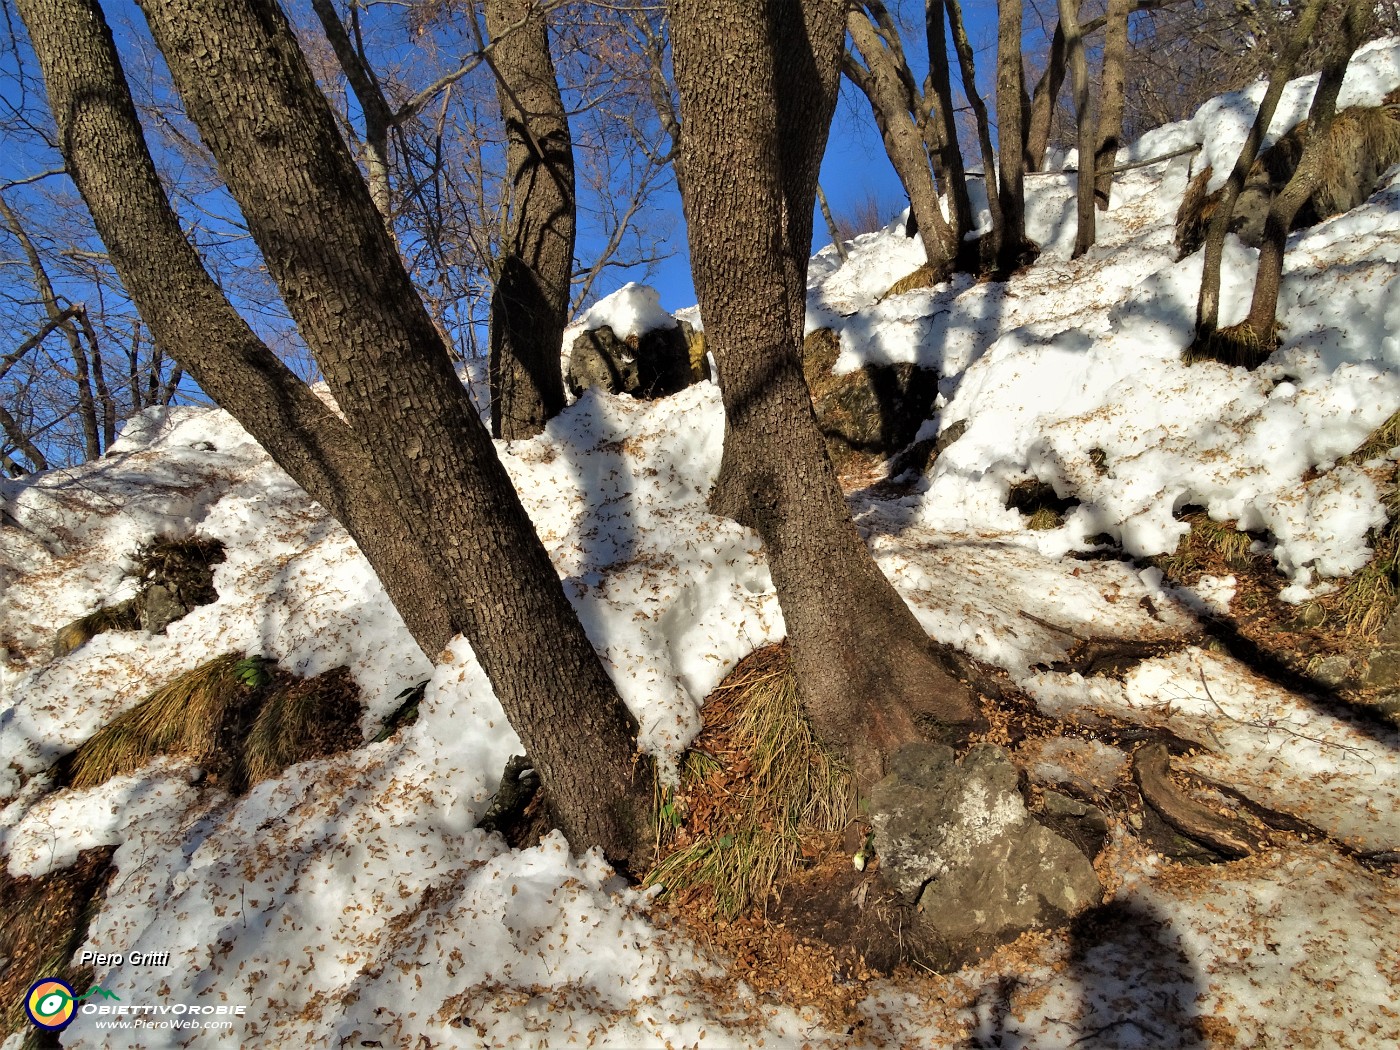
[1058,0,1097,256]
[1238,0,1368,355]
[671,0,983,787]
[844,7,959,273]
[20,0,653,868]
[947,0,1005,256]
[924,0,976,245]
[485,0,575,441]
[1093,0,1133,208]
[1195,0,1327,346]
[995,0,1035,271]
[1025,19,1067,172]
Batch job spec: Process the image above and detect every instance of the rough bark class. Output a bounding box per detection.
[844,8,958,271]
[484,0,574,441]
[671,0,982,787]
[924,0,975,242]
[946,0,1004,254]
[1058,0,1096,256]
[1093,0,1133,208]
[20,0,652,867]
[995,0,1035,271]
[1195,0,1327,344]
[1025,19,1066,173]
[1240,0,1368,346]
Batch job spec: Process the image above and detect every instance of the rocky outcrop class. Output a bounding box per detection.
[566,321,698,401]
[802,328,939,474]
[53,537,225,657]
[869,743,1103,966]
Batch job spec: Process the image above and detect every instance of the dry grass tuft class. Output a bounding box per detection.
[66,654,254,790]
[646,645,853,918]
[0,847,113,1043]
[880,263,949,301]
[1154,512,1257,584]
[243,666,362,787]
[1183,322,1279,370]
[65,657,363,793]
[1336,477,1400,638]
[1346,409,1400,465]
[52,600,140,658]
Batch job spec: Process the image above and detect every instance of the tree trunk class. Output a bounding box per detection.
[309,0,393,221]
[1241,0,1368,346]
[924,0,975,243]
[946,0,1005,255]
[995,0,1035,271]
[671,0,982,788]
[816,183,848,262]
[1025,19,1067,172]
[20,0,653,868]
[1195,0,1327,345]
[1093,0,1133,208]
[484,0,574,441]
[0,193,102,459]
[844,10,958,272]
[1058,0,1097,256]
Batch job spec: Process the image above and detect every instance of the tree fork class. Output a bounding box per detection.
[21,0,653,866]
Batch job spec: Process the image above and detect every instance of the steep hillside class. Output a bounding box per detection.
[3,40,1400,1049]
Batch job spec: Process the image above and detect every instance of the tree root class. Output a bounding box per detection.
[1132,744,1259,859]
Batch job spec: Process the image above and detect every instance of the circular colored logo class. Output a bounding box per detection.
[25,978,76,1030]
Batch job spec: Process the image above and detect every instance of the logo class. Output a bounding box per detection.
[24,979,121,1030]
[24,978,76,1031]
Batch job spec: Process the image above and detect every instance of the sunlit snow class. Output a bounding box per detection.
[3,42,1400,1049]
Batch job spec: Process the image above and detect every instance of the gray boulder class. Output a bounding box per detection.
[869,743,1102,964]
[566,322,695,400]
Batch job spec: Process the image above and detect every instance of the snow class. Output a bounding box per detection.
[3,42,1400,1049]
[570,281,678,342]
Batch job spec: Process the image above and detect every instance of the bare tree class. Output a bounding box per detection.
[1057,0,1096,256]
[1093,0,1133,208]
[671,0,983,786]
[995,0,1037,270]
[1193,0,1328,354]
[1213,0,1371,366]
[843,1,960,273]
[18,0,654,865]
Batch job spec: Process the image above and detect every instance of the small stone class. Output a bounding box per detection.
[1288,603,1327,630]
[1308,654,1351,689]
[138,584,188,635]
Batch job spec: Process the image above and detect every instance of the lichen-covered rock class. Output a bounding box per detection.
[138,583,187,635]
[869,743,1103,965]
[566,322,694,400]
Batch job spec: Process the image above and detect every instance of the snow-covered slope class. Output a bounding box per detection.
[3,40,1400,1049]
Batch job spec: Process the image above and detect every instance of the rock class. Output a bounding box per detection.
[566,322,694,401]
[1309,654,1352,689]
[869,743,1102,965]
[1373,692,1400,727]
[801,328,939,474]
[1288,603,1327,631]
[138,583,187,635]
[1175,106,1400,259]
[1365,648,1400,691]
